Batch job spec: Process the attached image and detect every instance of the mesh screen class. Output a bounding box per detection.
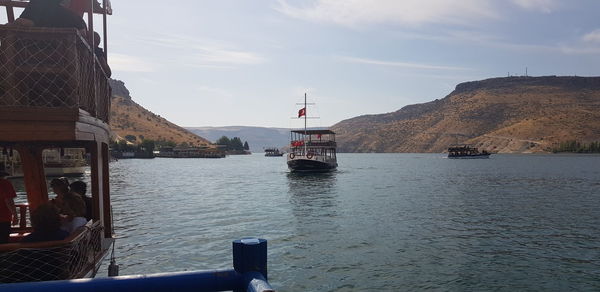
[0,223,104,283]
[0,26,110,122]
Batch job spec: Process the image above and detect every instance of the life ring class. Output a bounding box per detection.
[289,153,295,159]
[306,152,314,159]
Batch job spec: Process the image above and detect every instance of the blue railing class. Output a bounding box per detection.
[0,238,274,292]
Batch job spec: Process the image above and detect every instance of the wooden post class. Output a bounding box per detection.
[102,0,108,59]
[233,238,268,280]
[88,142,100,221]
[101,142,112,237]
[5,6,14,23]
[16,146,48,211]
[18,204,28,228]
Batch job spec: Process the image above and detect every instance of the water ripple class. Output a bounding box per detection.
[96,154,600,291]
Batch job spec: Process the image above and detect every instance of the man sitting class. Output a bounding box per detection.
[12,0,87,31]
[21,204,69,243]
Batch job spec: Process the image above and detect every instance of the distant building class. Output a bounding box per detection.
[156,146,225,158]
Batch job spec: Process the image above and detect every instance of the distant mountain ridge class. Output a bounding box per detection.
[332,76,600,153]
[186,126,289,152]
[109,79,210,146]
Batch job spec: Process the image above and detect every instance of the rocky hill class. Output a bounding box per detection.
[332,76,600,153]
[109,79,210,146]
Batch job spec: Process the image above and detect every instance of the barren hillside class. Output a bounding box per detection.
[109,79,210,146]
[332,76,600,153]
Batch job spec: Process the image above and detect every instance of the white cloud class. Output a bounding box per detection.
[427,29,600,56]
[109,53,156,72]
[276,0,499,27]
[583,29,600,43]
[196,86,233,98]
[558,46,600,55]
[510,0,559,13]
[337,56,473,71]
[141,34,265,67]
[194,47,265,66]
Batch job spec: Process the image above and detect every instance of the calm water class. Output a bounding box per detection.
[98,154,600,291]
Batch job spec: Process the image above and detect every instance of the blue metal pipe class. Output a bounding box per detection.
[243,272,275,292]
[0,270,241,292]
[0,238,274,292]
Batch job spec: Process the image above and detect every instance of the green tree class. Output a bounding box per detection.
[125,135,137,142]
[140,139,155,153]
[243,141,249,151]
[117,140,134,151]
[230,137,244,151]
[216,136,231,148]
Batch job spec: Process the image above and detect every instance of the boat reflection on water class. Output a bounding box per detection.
[286,171,339,214]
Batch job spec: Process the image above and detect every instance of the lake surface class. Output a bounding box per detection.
[98,153,600,291]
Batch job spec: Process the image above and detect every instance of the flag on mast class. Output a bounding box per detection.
[298,107,306,118]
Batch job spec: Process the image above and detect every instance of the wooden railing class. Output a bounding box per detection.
[15,203,28,230]
[0,220,105,283]
[0,26,110,122]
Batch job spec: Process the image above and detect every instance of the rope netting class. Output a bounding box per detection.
[0,222,104,283]
[0,26,110,122]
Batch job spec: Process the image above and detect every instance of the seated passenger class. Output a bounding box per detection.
[49,177,70,207]
[12,0,87,31]
[65,0,103,17]
[59,192,88,234]
[21,204,69,243]
[0,169,17,244]
[69,181,92,221]
[89,31,112,77]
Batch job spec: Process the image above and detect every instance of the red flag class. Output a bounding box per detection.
[298,107,306,118]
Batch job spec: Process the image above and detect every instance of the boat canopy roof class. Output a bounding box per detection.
[0,0,113,15]
[291,129,335,135]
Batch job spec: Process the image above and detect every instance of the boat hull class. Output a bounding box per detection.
[447,154,491,159]
[287,158,337,172]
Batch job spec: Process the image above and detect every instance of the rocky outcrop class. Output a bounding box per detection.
[332,76,600,153]
[109,79,210,146]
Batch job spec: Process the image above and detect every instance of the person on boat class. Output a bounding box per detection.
[11,0,87,31]
[69,181,92,221]
[50,177,70,206]
[59,191,87,234]
[0,169,18,244]
[21,203,69,243]
[89,31,112,77]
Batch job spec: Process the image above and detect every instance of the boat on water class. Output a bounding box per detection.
[1,148,88,178]
[447,144,491,159]
[0,0,115,283]
[264,147,284,157]
[287,94,338,172]
[0,1,275,290]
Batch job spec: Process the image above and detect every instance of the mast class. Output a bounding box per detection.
[304,92,307,155]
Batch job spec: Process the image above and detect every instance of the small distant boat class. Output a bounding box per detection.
[447,144,491,159]
[264,148,284,157]
[42,148,88,177]
[1,148,87,178]
[287,93,338,172]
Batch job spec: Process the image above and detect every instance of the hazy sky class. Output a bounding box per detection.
[3,1,600,127]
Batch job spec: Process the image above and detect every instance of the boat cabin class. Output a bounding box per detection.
[0,0,114,282]
[289,129,337,162]
[264,147,283,157]
[447,144,490,158]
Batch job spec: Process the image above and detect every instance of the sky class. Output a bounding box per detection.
[3,0,600,128]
